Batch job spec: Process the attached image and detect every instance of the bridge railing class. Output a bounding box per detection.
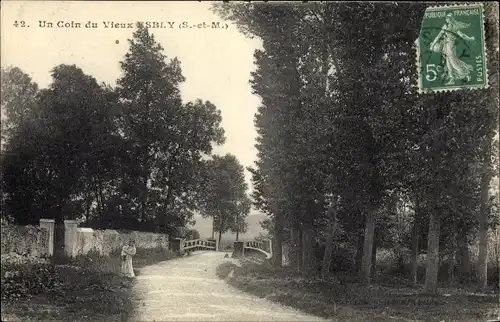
[170,238,218,255]
[183,239,216,251]
[232,239,272,259]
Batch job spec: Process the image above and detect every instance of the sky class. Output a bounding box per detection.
[1,1,263,196]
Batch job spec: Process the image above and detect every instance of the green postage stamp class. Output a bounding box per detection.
[416,3,488,93]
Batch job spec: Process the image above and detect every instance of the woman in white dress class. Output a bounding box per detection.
[121,239,137,278]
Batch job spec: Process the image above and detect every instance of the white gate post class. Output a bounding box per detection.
[64,220,78,257]
[39,219,55,256]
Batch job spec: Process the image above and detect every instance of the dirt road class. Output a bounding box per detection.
[130,251,327,321]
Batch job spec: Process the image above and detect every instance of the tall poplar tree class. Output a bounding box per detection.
[116,26,225,233]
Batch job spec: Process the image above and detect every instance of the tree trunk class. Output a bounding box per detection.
[211,217,215,239]
[477,160,490,292]
[217,216,224,247]
[298,228,303,272]
[140,165,149,223]
[371,237,377,279]
[235,230,239,242]
[162,183,175,233]
[272,235,283,269]
[273,215,284,269]
[84,189,91,224]
[410,215,420,286]
[93,177,104,228]
[477,217,489,292]
[97,177,106,226]
[457,231,471,283]
[424,211,441,294]
[497,228,500,307]
[447,222,457,286]
[290,223,301,272]
[355,228,365,272]
[360,210,375,285]
[301,224,315,277]
[321,206,337,277]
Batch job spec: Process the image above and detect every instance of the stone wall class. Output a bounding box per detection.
[1,219,169,259]
[0,224,50,256]
[71,225,169,257]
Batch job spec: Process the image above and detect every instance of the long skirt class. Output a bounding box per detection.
[121,256,135,277]
[443,40,473,80]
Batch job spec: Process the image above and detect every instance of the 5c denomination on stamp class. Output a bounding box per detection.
[416,3,488,93]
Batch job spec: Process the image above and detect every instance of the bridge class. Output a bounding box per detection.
[169,238,218,255]
[169,237,273,260]
[183,238,217,252]
[232,239,272,260]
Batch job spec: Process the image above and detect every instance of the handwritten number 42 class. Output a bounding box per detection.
[13,21,27,27]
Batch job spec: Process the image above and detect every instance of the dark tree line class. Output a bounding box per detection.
[1,26,250,238]
[214,2,499,293]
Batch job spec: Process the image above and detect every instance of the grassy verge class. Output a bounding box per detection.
[217,260,500,322]
[1,247,177,321]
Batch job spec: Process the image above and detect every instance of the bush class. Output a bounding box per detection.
[216,261,239,279]
[1,253,56,301]
[1,252,50,266]
[489,265,499,289]
[375,272,415,287]
[329,245,357,272]
[1,246,176,303]
[134,247,177,266]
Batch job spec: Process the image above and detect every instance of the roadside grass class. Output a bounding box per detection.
[216,261,238,279]
[217,260,500,322]
[1,247,177,321]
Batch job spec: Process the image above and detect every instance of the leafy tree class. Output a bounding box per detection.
[1,66,39,144]
[2,27,226,236]
[176,228,201,240]
[216,1,499,293]
[200,154,250,246]
[230,197,251,241]
[215,3,327,274]
[116,26,225,233]
[475,1,499,292]
[215,2,427,282]
[1,67,39,222]
[3,65,116,227]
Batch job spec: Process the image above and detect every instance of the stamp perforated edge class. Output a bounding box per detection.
[415,2,489,94]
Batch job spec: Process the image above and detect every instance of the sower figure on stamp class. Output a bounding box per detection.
[430,13,476,86]
[121,239,137,278]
